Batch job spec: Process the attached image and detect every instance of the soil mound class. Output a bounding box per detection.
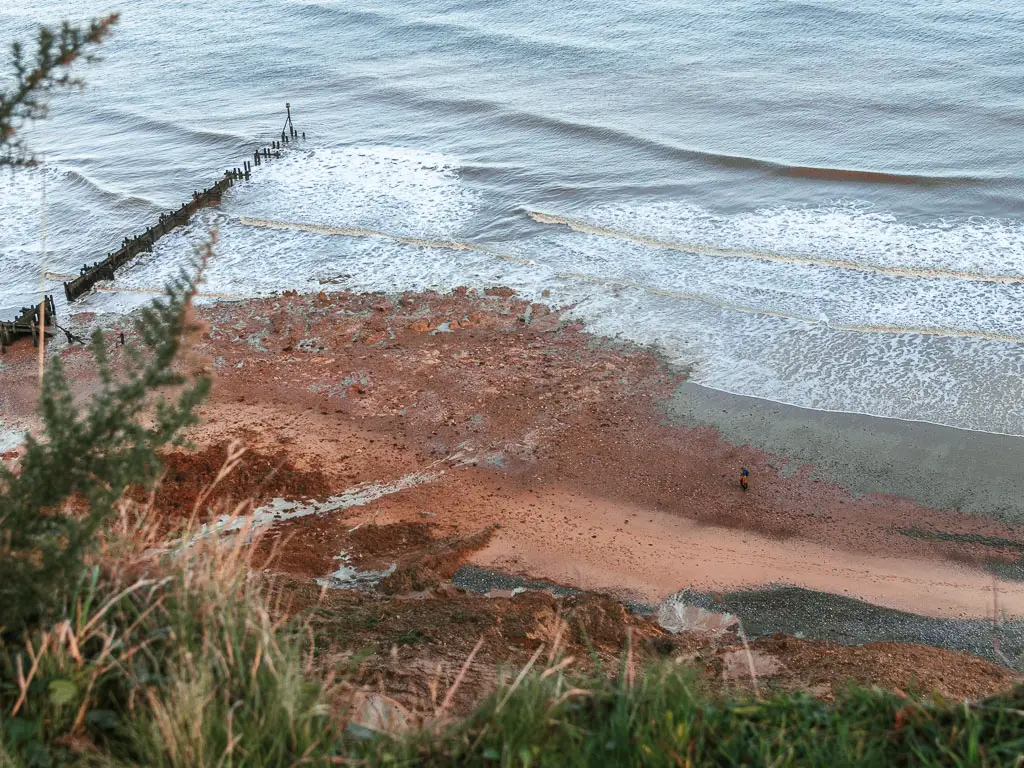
[152,442,331,519]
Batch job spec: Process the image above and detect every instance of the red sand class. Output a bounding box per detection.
[4,287,1024,619]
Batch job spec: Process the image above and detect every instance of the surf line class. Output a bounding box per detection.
[528,210,1024,286]
[91,285,245,299]
[560,273,1024,344]
[235,216,1023,344]
[237,216,538,266]
[44,274,242,299]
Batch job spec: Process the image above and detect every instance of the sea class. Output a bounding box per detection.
[1,0,1023,435]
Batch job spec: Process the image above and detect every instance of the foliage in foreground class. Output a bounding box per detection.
[0,256,329,766]
[0,267,210,636]
[384,666,1024,767]
[3,556,1024,768]
[0,13,118,165]
[0,515,339,767]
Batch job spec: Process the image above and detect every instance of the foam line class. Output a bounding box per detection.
[528,210,1024,285]
[90,286,246,299]
[237,216,537,265]
[558,273,1024,344]
[235,215,1024,343]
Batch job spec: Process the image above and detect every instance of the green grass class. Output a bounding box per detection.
[363,665,1024,767]
[3,525,1024,767]
[0,524,341,767]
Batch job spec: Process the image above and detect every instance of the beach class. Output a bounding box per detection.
[6,2,1024,750]
[670,382,1024,523]
[5,0,1024,439]
[3,287,1022,651]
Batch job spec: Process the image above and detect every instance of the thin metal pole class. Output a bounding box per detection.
[38,129,48,384]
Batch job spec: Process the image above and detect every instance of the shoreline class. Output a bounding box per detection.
[3,285,1023,636]
[669,381,1023,523]
[685,381,1024,440]
[452,566,1024,666]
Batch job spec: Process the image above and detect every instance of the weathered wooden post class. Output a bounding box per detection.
[51,102,307,311]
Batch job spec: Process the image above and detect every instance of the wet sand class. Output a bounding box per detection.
[669,382,1023,523]
[460,485,1024,617]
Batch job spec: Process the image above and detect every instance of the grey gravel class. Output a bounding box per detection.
[453,567,1024,668]
[453,565,581,598]
[672,585,1024,668]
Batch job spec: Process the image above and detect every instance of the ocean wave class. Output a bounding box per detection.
[288,2,625,58]
[87,105,248,149]
[527,204,1024,282]
[58,168,158,209]
[237,215,1024,343]
[366,85,987,186]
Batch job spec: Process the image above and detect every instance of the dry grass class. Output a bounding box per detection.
[0,450,341,766]
[5,446,1024,767]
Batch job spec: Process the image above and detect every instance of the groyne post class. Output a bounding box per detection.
[51,105,303,309]
[1,296,56,352]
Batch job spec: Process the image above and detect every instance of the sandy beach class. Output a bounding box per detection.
[671,382,1024,523]
[3,286,1022,627]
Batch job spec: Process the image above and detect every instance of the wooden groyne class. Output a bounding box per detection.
[1,105,303,350]
[62,104,305,304]
[0,296,56,354]
[61,172,241,302]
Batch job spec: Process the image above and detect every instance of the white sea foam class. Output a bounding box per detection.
[0,167,46,255]
[523,201,1024,433]
[0,163,143,316]
[0,168,52,310]
[568,288,1024,435]
[567,200,1024,278]
[51,150,1024,435]
[223,145,481,238]
[78,145,485,312]
[522,217,1024,341]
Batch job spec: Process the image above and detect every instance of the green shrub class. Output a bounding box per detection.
[0,268,210,636]
[365,662,1024,767]
[1,14,118,166]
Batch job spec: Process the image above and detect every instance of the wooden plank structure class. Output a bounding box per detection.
[0,296,56,354]
[61,171,242,303]
[1,105,303,349]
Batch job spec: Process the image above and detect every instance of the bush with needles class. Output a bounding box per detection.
[0,266,210,636]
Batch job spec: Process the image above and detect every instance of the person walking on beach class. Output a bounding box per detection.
[739,467,749,491]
